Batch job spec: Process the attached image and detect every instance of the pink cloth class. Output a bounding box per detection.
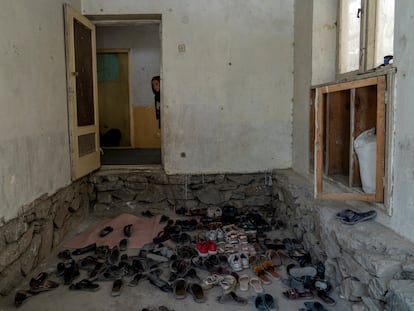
[64,213,165,249]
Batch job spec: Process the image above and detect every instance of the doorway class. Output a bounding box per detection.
[94,19,162,165]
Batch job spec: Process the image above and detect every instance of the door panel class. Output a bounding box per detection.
[64,4,100,179]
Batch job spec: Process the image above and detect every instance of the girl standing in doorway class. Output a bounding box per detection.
[151,76,161,128]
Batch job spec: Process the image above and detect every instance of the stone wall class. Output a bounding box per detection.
[91,168,274,214]
[0,177,93,296]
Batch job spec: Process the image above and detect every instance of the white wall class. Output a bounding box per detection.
[311,0,337,86]
[82,0,295,174]
[292,0,314,174]
[96,25,161,107]
[0,0,81,223]
[388,0,414,241]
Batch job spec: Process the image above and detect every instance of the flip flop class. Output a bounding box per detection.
[340,210,377,225]
[238,274,249,291]
[249,277,264,293]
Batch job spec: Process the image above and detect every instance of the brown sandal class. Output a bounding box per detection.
[253,266,272,285]
[262,260,281,279]
[282,288,314,300]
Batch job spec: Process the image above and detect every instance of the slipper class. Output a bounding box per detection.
[119,238,128,251]
[111,278,124,296]
[239,274,249,291]
[335,208,354,219]
[340,210,377,225]
[254,294,267,311]
[128,272,143,287]
[99,226,113,237]
[147,273,172,292]
[263,293,277,310]
[69,279,100,292]
[253,266,272,285]
[29,272,49,289]
[282,288,314,300]
[72,243,97,256]
[123,224,133,237]
[142,210,155,218]
[29,279,59,293]
[304,301,329,311]
[173,278,187,299]
[187,283,205,303]
[316,289,336,305]
[217,291,248,305]
[249,276,264,293]
[14,290,38,307]
[262,260,281,279]
[287,264,317,279]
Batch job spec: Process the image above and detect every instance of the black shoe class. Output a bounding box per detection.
[123,224,133,237]
[147,273,172,292]
[109,246,120,264]
[72,243,97,256]
[63,260,80,285]
[142,210,155,218]
[69,279,100,292]
[119,239,128,252]
[99,226,113,237]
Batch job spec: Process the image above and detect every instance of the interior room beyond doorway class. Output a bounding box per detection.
[95,19,162,165]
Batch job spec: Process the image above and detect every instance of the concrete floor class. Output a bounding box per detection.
[0,207,352,311]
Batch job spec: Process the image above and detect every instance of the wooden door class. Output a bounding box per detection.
[64,4,100,179]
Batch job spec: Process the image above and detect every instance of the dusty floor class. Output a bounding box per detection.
[0,206,352,311]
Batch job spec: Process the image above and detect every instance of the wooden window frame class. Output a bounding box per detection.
[337,0,393,79]
[313,75,386,202]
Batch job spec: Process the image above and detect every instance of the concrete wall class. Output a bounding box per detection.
[311,0,337,86]
[389,0,414,241]
[82,0,295,175]
[0,0,81,223]
[96,25,161,107]
[292,0,337,176]
[292,0,313,174]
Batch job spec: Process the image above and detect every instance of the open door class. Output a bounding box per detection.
[64,4,100,179]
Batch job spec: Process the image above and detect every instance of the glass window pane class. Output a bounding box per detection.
[375,0,394,67]
[339,0,361,73]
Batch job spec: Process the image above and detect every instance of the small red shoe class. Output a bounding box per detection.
[196,242,209,257]
[207,240,217,255]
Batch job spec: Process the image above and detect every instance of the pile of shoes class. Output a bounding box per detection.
[14,205,342,311]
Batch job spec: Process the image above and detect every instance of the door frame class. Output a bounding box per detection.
[89,15,163,166]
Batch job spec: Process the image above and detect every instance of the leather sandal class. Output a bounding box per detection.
[69,279,100,292]
[173,278,187,299]
[262,260,281,279]
[282,288,314,300]
[253,266,272,285]
[187,283,205,303]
